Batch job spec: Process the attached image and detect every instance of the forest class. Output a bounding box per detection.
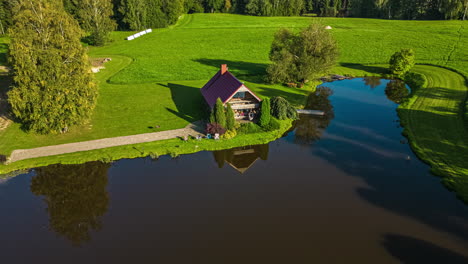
[0,0,467,35]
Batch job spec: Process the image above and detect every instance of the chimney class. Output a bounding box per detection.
[221,64,228,75]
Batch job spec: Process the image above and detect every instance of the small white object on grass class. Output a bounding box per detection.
[325,26,332,30]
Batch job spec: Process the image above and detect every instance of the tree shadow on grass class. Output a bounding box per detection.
[382,234,468,264]
[193,58,269,83]
[0,43,7,66]
[158,83,207,123]
[254,86,309,107]
[339,63,389,75]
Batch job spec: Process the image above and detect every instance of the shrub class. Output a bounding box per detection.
[403,72,428,91]
[263,117,281,132]
[214,98,226,128]
[225,103,235,130]
[221,129,237,139]
[271,96,297,120]
[206,123,226,135]
[238,122,262,134]
[259,98,271,128]
[209,109,215,124]
[389,49,415,76]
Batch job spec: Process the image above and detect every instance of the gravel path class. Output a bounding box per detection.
[8,121,204,163]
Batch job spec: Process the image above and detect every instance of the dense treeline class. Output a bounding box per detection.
[0,0,466,36]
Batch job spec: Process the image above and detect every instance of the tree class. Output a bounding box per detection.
[259,97,271,127]
[267,23,339,84]
[225,103,235,130]
[0,0,13,35]
[75,0,117,46]
[119,0,146,30]
[206,0,224,13]
[271,96,297,120]
[214,97,226,128]
[224,0,232,12]
[389,48,415,76]
[31,162,110,246]
[7,0,97,134]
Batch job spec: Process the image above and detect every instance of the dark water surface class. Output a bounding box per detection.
[1,78,468,264]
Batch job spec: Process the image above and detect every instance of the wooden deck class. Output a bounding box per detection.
[297,109,325,116]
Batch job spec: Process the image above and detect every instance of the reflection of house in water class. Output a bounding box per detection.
[201,64,262,120]
[213,144,269,173]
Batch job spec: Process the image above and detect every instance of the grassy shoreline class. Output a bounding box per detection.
[0,119,293,175]
[398,65,468,202]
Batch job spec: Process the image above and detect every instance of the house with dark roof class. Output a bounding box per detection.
[201,64,261,120]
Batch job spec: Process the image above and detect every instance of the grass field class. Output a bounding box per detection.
[399,65,468,201]
[0,14,467,181]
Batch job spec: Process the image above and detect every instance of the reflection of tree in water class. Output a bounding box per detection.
[294,87,335,145]
[213,144,269,173]
[31,162,111,246]
[385,80,409,104]
[363,76,382,89]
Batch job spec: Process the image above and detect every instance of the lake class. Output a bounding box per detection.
[1,78,467,263]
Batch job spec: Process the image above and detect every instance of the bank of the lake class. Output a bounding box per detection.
[398,65,468,202]
[0,119,292,175]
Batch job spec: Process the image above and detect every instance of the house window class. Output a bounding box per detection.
[233,92,245,99]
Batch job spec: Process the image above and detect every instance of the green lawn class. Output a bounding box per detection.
[0,14,467,181]
[399,65,468,202]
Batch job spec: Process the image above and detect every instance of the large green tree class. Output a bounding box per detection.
[389,48,415,76]
[8,0,97,134]
[0,0,13,35]
[75,0,117,46]
[267,23,339,84]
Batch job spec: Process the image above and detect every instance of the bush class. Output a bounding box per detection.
[403,72,428,91]
[259,98,271,128]
[271,96,297,120]
[221,129,237,139]
[225,103,235,130]
[206,123,226,135]
[263,117,281,132]
[238,122,262,134]
[389,49,415,76]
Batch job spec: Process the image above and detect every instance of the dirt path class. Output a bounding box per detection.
[8,121,204,163]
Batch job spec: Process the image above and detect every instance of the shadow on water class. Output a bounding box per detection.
[382,234,468,264]
[291,80,468,242]
[385,79,409,104]
[363,76,382,89]
[31,162,111,246]
[294,87,335,145]
[159,82,206,122]
[193,58,268,83]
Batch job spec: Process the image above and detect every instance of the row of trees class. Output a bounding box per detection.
[1,0,466,37]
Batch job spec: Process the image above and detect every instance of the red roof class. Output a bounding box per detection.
[201,66,260,108]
